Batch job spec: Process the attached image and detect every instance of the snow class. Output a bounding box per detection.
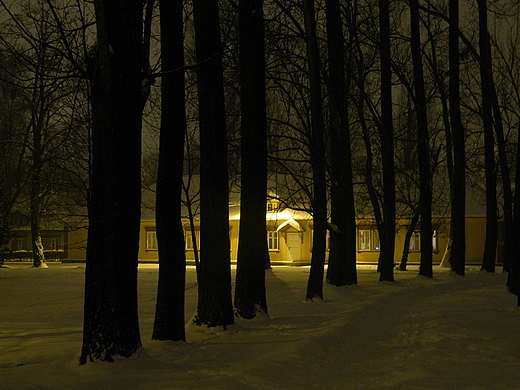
[1,263,519,389]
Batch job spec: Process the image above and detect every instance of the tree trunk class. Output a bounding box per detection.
[478,0,497,273]
[399,207,420,271]
[507,121,520,304]
[30,168,46,268]
[29,74,46,268]
[80,0,143,364]
[325,0,357,287]
[303,0,328,301]
[410,0,432,278]
[152,0,187,342]
[448,0,466,276]
[378,0,395,282]
[491,82,512,271]
[234,0,268,319]
[193,0,234,328]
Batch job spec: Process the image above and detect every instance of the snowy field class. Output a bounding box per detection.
[1,262,519,390]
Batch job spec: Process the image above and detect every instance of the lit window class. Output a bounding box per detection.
[358,230,371,250]
[409,231,421,251]
[13,237,27,251]
[146,231,158,250]
[358,228,380,251]
[268,231,279,251]
[408,230,438,252]
[51,238,60,251]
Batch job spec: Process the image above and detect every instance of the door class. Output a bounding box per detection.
[286,232,301,263]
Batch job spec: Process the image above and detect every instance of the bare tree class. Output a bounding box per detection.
[377,0,396,282]
[192,0,234,328]
[325,0,357,287]
[303,0,328,301]
[0,1,86,267]
[234,0,269,319]
[477,0,498,273]
[81,0,144,363]
[448,0,466,276]
[409,0,432,278]
[152,0,187,341]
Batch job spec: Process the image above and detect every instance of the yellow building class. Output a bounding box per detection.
[56,197,492,266]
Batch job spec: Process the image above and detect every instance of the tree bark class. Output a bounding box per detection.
[80,0,143,364]
[152,0,187,341]
[378,0,395,282]
[234,0,268,319]
[30,166,46,268]
[324,0,357,287]
[193,0,234,327]
[507,120,520,304]
[303,0,328,301]
[491,82,512,271]
[478,0,497,273]
[399,207,420,271]
[448,0,466,276]
[410,0,432,278]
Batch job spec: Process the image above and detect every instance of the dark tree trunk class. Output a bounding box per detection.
[80,0,143,364]
[324,0,357,287]
[234,0,268,319]
[303,0,328,301]
[193,0,234,328]
[30,167,46,268]
[378,0,395,282]
[399,207,420,271]
[491,82,512,271]
[507,121,520,304]
[448,0,466,276]
[152,0,187,342]
[410,0,432,278]
[29,81,46,268]
[478,0,497,273]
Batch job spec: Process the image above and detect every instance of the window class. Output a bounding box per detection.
[42,237,60,251]
[358,230,371,250]
[267,231,279,251]
[50,238,60,251]
[409,231,421,251]
[185,230,200,251]
[358,228,380,251]
[146,231,158,250]
[13,237,27,251]
[408,230,438,252]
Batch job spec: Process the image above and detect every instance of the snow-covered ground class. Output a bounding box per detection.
[1,262,519,389]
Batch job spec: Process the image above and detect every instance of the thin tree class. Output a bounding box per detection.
[303,0,328,301]
[192,0,234,327]
[410,0,432,278]
[448,0,466,276]
[507,118,520,306]
[378,0,396,282]
[152,0,187,341]
[0,2,76,268]
[477,0,497,273]
[325,0,357,287]
[234,0,269,319]
[80,0,144,363]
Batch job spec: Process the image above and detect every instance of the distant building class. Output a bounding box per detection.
[59,195,495,266]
